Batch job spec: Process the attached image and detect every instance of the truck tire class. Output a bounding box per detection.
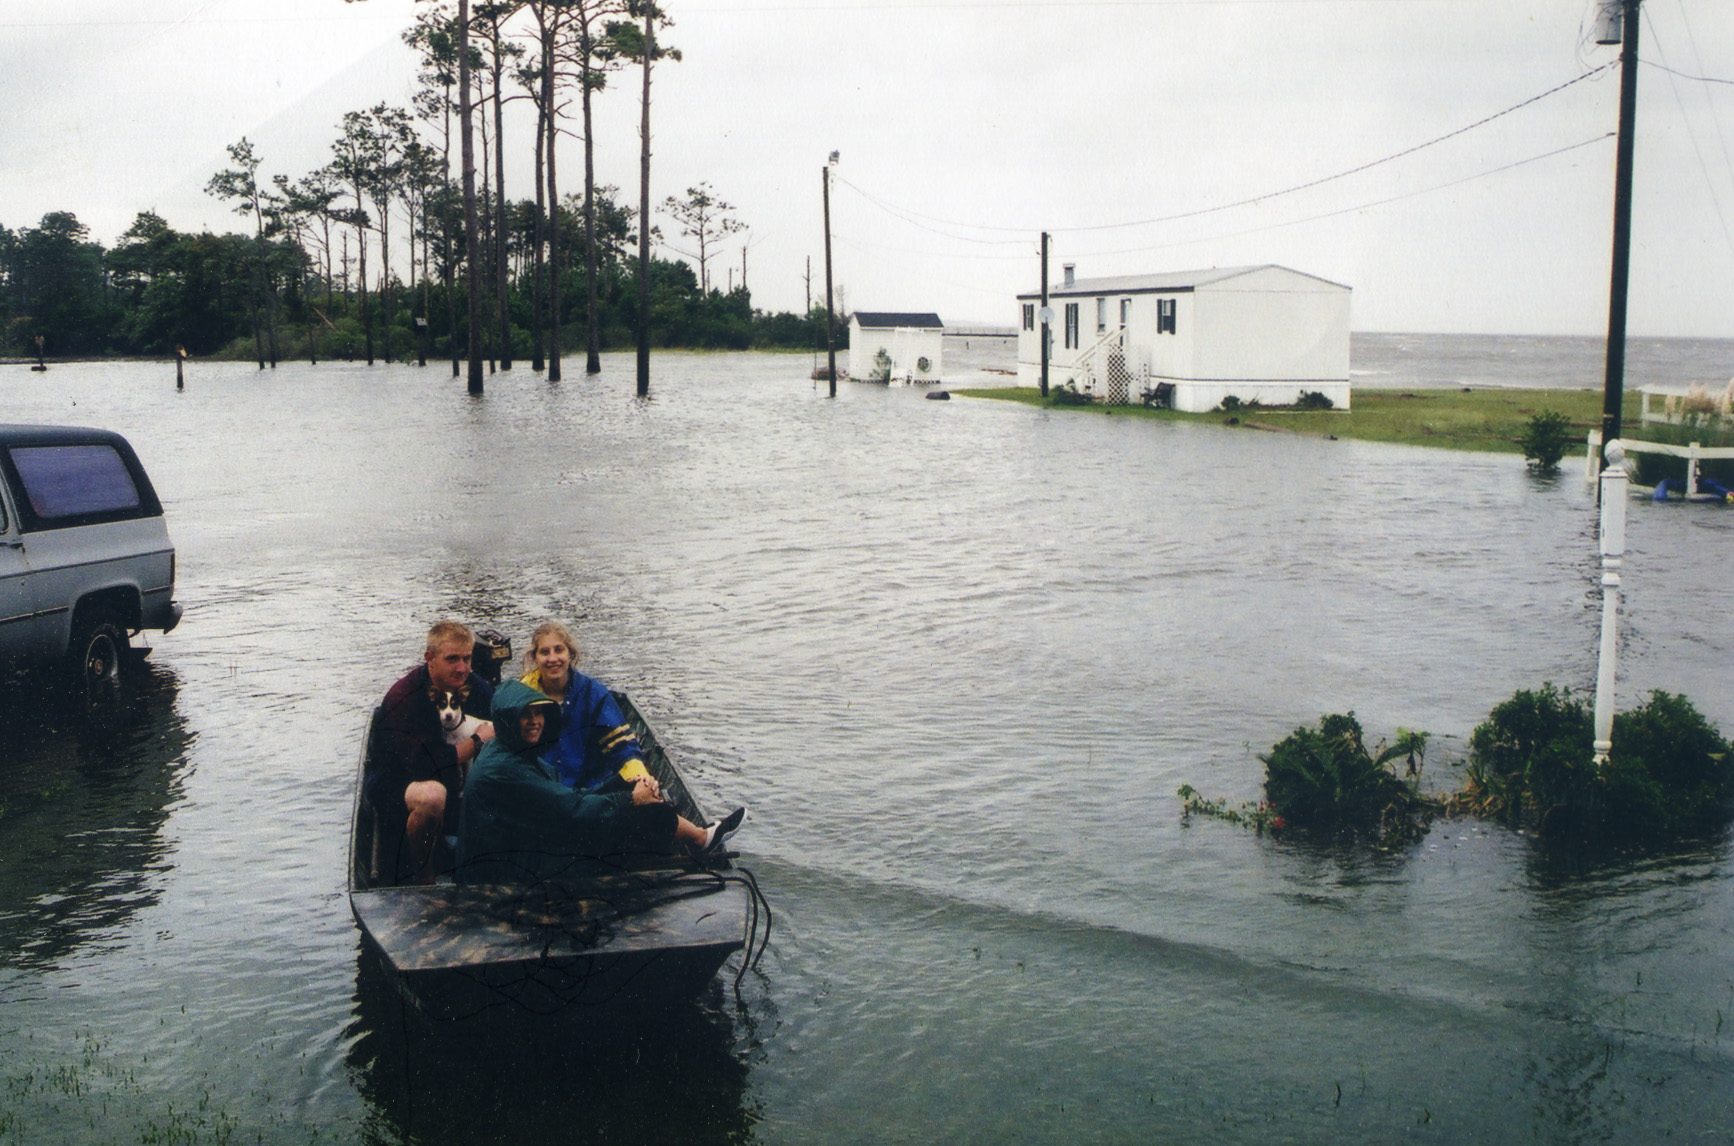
[69,614,128,715]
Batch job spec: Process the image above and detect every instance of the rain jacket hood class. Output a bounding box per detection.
[490,679,565,754]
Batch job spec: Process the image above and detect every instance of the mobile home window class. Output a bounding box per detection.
[1119,298,1131,328]
[1064,303,1079,350]
[1022,303,1035,331]
[1095,298,1107,334]
[1157,298,1177,334]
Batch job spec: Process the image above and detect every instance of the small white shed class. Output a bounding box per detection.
[848,312,945,383]
[1015,265,1351,411]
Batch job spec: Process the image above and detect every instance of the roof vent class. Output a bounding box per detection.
[1062,264,1075,287]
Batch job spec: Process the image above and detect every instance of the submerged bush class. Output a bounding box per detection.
[1520,410,1573,474]
[1260,713,1432,842]
[1047,381,1093,407]
[1461,684,1734,840]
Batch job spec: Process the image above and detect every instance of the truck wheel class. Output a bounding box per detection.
[70,616,128,714]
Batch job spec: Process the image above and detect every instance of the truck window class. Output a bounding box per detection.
[9,445,142,521]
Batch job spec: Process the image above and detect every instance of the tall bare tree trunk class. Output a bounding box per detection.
[491,15,512,372]
[582,19,601,376]
[459,0,483,394]
[545,20,562,384]
[531,71,546,373]
[635,4,651,397]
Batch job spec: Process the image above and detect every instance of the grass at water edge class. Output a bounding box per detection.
[950,386,1644,456]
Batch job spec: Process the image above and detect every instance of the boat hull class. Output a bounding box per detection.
[349,689,748,1018]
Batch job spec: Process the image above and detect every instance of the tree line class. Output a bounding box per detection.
[0,1,839,375]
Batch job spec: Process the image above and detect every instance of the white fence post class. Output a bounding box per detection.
[1593,442,1629,767]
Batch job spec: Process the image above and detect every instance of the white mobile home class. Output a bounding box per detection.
[1016,265,1351,411]
[849,312,944,383]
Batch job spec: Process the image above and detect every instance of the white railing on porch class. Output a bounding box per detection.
[1074,327,1151,405]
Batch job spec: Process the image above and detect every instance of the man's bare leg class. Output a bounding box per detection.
[403,780,447,885]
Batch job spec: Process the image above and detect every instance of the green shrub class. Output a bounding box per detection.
[1520,410,1573,473]
[1261,713,1431,840]
[1047,381,1093,407]
[871,347,893,384]
[1462,684,1734,840]
[1296,390,1334,411]
[1605,691,1734,838]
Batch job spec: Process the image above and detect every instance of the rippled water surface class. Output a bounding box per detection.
[1,350,1730,1144]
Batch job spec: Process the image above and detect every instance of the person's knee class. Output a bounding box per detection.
[404,781,446,823]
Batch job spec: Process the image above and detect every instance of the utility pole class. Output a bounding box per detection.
[824,152,838,398]
[1600,0,1640,462]
[1039,232,1050,399]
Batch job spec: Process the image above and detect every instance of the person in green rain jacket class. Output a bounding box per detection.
[456,680,731,885]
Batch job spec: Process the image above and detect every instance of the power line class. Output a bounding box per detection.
[836,62,1616,239]
[1059,133,1615,260]
[833,133,1614,270]
[1643,60,1734,86]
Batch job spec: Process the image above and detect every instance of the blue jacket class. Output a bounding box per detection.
[522,668,647,791]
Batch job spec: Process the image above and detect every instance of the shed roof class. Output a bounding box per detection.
[852,312,944,330]
[1016,264,1349,300]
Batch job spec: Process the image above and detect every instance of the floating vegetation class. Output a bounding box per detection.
[1181,714,1435,848]
[1458,685,1734,841]
[1183,688,1733,852]
[1176,785,1284,834]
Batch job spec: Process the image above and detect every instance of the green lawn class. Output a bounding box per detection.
[951,385,1640,455]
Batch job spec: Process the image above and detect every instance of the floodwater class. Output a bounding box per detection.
[0,347,1730,1145]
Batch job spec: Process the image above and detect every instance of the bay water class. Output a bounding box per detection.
[0,336,1730,1144]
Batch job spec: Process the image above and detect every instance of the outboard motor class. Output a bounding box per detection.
[472,629,513,686]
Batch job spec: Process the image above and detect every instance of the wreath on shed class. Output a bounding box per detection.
[916,356,931,374]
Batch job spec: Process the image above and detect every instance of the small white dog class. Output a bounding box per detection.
[435,690,484,745]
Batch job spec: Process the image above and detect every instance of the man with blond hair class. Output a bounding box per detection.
[367,621,496,884]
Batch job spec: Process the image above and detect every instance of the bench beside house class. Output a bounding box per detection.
[1015,265,1351,412]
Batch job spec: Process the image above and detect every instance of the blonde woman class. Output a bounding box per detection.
[521,621,743,852]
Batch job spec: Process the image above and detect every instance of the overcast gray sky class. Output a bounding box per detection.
[3,0,1731,336]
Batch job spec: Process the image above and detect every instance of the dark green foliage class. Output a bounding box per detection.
[1463,684,1734,840]
[1046,381,1093,407]
[1606,691,1734,838]
[1261,713,1431,840]
[1295,390,1334,411]
[1520,410,1573,473]
[1462,683,1592,829]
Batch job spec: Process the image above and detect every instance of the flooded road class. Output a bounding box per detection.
[0,350,1730,1144]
